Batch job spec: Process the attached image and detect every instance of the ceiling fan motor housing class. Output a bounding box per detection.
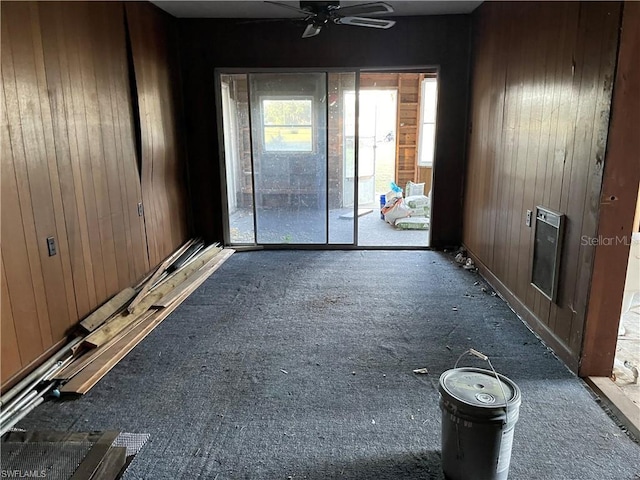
[300,1,341,14]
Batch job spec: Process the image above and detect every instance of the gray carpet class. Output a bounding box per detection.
[17,251,640,479]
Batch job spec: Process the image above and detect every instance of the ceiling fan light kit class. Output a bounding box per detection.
[265,1,396,38]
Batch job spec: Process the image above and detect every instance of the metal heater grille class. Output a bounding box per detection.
[531,206,565,302]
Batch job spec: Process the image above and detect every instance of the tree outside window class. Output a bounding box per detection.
[262,98,313,152]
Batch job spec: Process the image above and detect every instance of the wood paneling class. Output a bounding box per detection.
[36,2,150,320]
[1,1,190,388]
[179,15,471,248]
[126,2,189,267]
[463,1,622,371]
[359,72,426,189]
[580,1,640,376]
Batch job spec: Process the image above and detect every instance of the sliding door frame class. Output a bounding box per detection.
[214,66,437,250]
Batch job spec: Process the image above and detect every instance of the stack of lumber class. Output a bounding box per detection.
[54,240,234,395]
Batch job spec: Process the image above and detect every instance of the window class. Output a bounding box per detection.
[417,78,438,167]
[262,98,313,152]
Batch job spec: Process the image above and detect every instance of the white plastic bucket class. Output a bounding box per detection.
[439,364,521,480]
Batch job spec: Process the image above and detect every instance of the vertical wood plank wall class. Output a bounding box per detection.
[1,1,189,388]
[463,1,622,371]
[580,1,640,376]
[359,73,426,189]
[126,2,190,267]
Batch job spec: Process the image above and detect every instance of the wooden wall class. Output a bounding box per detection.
[126,2,190,267]
[463,1,622,371]
[1,1,189,388]
[178,15,471,248]
[359,72,428,189]
[580,1,640,376]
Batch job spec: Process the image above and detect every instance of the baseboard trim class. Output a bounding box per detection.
[1,337,68,393]
[465,247,580,374]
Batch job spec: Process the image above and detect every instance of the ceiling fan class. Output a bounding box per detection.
[264,1,396,38]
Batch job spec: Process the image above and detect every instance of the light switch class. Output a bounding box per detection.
[46,236,57,256]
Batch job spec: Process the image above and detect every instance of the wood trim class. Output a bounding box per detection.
[466,247,580,373]
[585,376,640,440]
[580,1,640,377]
[0,337,68,394]
[634,185,640,233]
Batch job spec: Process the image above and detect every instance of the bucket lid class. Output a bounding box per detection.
[439,367,518,408]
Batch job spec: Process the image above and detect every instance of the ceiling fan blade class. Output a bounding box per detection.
[264,1,314,16]
[302,23,323,38]
[335,2,394,17]
[335,16,396,29]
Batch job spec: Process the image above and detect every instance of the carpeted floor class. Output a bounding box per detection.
[17,251,640,479]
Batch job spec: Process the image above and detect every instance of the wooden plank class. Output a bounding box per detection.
[70,430,120,480]
[82,308,157,350]
[580,1,640,376]
[61,302,183,395]
[90,446,126,480]
[83,245,217,349]
[55,310,155,381]
[586,377,640,441]
[61,314,162,394]
[80,287,137,333]
[569,1,622,356]
[153,248,235,308]
[61,251,225,395]
[127,244,222,317]
[127,238,197,313]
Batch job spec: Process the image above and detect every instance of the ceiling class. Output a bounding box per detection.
[151,1,483,18]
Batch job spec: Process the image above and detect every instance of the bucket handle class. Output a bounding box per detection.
[455,348,510,425]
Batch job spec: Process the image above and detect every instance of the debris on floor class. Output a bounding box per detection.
[452,248,478,272]
[0,239,235,434]
[413,368,429,374]
[380,186,431,230]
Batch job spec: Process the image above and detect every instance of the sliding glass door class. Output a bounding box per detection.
[220,71,356,246]
[249,73,327,244]
[219,69,434,248]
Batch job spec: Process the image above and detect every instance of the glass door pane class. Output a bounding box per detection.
[358,89,398,246]
[328,72,356,244]
[249,73,327,244]
[221,74,255,244]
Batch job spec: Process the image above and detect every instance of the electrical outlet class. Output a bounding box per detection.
[46,236,57,256]
[525,210,532,227]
